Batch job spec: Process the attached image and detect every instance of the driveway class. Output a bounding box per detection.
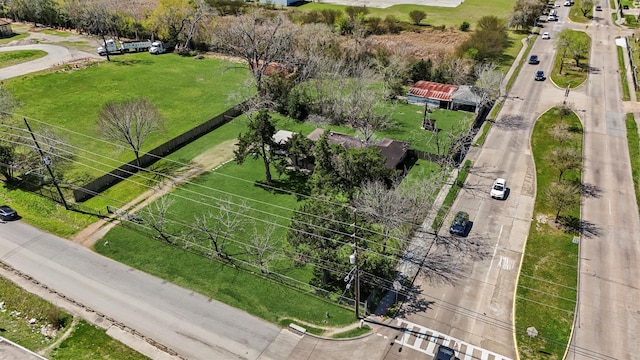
[0,43,100,80]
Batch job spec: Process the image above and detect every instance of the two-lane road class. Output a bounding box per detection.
[0,221,282,360]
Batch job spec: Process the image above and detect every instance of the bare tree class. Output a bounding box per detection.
[550,122,572,146]
[245,223,282,274]
[473,62,503,112]
[177,0,214,53]
[143,196,175,243]
[0,84,19,117]
[354,180,411,252]
[97,98,163,168]
[548,147,581,182]
[193,199,247,258]
[545,182,580,222]
[396,171,450,224]
[212,9,295,93]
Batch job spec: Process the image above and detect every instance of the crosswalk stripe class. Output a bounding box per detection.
[394,319,513,360]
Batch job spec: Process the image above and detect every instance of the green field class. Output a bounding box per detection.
[297,0,516,30]
[5,53,252,183]
[515,107,581,359]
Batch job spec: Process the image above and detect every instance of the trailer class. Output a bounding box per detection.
[97,39,152,56]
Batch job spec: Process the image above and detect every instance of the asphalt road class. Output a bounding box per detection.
[0,221,282,360]
[566,11,640,360]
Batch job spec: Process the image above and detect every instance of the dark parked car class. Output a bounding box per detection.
[0,205,18,221]
[529,55,540,64]
[535,70,545,81]
[433,344,456,360]
[449,211,470,236]
[623,5,629,9]
[595,5,602,10]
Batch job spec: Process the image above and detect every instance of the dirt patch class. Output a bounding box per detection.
[71,140,238,247]
[192,139,237,170]
[369,28,469,59]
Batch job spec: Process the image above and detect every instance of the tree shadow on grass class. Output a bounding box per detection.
[557,215,600,238]
[255,172,311,200]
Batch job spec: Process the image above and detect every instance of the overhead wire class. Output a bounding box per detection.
[1,119,619,359]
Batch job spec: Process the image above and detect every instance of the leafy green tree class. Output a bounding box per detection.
[287,198,354,289]
[410,58,433,82]
[580,0,594,17]
[234,110,278,183]
[147,0,196,45]
[456,16,508,62]
[409,10,427,25]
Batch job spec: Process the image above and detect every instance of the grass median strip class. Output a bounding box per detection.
[625,113,640,213]
[516,107,581,359]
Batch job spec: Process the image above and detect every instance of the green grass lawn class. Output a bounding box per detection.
[550,30,590,88]
[515,107,581,359]
[568,0,592,23]
[296,0,515,30]
[618,45,631,101]
[4,53,252,183]
[0,276,145,359]
[0,50,47,68]
[49,320,147,360]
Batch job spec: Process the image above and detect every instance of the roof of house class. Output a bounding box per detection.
[307,129,410,169]
[273,130,296,145]
[408,81,459,102]
[451,85,483,106]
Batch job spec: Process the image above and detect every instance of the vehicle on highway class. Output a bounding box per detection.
[542,32,551,39]
[529,55,540,64]
[623,4,629,9]
[595,5,602,10]
[433,344,456,360]
[491,178,507,199]
[0,205,18,221]
[535,70,545,81]
[449,211,470,236]
[564,1,571,5]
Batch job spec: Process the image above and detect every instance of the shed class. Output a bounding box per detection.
[451,85,483,112]
[407,81,458,109]
[0,20,12,38]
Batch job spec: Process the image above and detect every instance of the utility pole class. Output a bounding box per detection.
[350,209,360,319]
[24,118,69,210]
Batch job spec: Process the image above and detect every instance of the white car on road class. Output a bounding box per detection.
[542,32,550,39]
[490,178,507,199]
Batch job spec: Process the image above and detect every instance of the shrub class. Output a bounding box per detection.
[460,21,470,31]
[384,15,401,34]
[409,10,427,25]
